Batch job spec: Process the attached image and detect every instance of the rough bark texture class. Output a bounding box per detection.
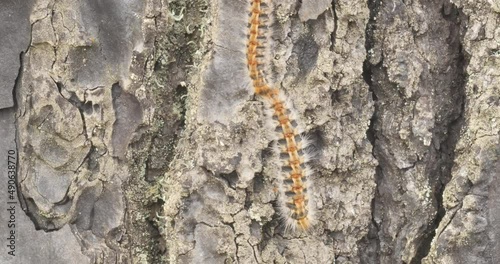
[0,0,499,263]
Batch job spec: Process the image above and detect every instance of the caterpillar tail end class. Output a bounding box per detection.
[297,217,310,231]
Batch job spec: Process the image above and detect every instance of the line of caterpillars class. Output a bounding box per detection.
[247,0,313,231]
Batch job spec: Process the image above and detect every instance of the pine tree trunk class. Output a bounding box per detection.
[0,0,499,263]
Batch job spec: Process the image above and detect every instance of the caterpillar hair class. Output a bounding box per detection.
[246,0,315,232]
[247,0,273,87]
[266,89,316,232]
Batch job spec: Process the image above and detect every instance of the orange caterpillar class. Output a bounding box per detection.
[247,0,271,92]
[247,0,314,231]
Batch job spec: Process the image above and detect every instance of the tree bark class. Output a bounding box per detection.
[1,0,499,263]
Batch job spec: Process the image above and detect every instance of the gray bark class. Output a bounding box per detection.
[0,0,499,263]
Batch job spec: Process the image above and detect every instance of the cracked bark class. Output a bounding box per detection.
[4,0,500,263]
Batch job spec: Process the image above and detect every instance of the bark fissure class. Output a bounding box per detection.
[13,52,29,212]
[13,9,34,213]
[359,0,381,262]
[410,3,467,262]
[330,0,338,50]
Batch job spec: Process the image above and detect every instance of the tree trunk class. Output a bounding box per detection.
[0,0,499,263]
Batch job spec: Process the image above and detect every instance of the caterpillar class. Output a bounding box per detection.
[246,0,315,231]
[247,0,272,92]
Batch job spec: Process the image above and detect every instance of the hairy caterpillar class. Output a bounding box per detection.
[247,0,272,91]
[246,0,315,231]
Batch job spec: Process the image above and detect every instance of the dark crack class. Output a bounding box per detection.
[13,52,29,213]
[50,5,58,70]
[330,0,338,51]
[13,6,35,212]
[249,239,260,264]
[52,79,89,141]
[50,79,97,176]
[358,0,381,262]
[409,2,467,262]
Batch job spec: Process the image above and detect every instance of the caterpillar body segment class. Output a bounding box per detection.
[270,96,315,231]
[246,0,315,232]
[260,89,316,232]
[247,0,273,85]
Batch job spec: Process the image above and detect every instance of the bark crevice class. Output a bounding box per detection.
[358,0,382,262]
[411,3,468,262]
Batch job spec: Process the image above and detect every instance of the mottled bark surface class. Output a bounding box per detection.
[0,0,499,263]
